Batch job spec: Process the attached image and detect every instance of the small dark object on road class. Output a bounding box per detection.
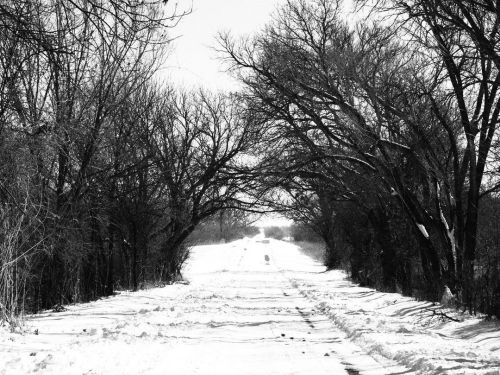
[290,337,294,340]
[264,255,270,262]
[324,353,330,357]
[281,333,285,337]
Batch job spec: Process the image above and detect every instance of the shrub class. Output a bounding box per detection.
[264,226,285,240]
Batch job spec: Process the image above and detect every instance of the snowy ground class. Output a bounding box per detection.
[1,233,499,374]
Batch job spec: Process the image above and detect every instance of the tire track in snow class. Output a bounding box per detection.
[269,246,413,375]
[295,306,316,330]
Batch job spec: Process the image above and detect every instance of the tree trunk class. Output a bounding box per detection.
[369,208,397,292]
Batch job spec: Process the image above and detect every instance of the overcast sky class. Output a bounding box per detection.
[162,0,285,91]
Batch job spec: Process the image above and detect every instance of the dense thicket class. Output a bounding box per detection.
[0,0,260,325]
[220,0,500,316]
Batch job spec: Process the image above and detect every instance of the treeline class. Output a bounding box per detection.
[0,1,259,324]
[220,0,500,317]
[263,226,287,240]
[188,209,259,244]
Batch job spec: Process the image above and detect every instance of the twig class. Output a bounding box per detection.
[426,307,462,322]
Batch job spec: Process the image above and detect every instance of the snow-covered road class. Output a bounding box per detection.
[1,234,499,374]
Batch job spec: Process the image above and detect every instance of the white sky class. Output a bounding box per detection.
[162,0,285,91]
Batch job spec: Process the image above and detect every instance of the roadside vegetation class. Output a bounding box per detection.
[294,242,325,264]
[290,224,326,264]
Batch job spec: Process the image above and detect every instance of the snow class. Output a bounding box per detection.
[416,223,430,239]
[440,285,455,307]
[1,233,499,374]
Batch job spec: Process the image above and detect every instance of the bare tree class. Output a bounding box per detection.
[356,0,500,310]
[139,88,261,280]
[0,0,182,314]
